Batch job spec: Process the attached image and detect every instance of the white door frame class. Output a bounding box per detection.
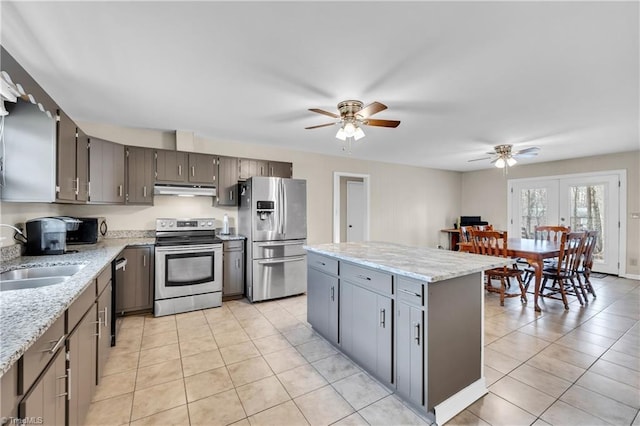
[508,169,628,277]
[333,172,370,243]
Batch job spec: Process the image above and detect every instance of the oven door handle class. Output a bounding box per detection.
[155,244,219,254]
[257,256,306,265]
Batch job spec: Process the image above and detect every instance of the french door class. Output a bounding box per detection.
[509,172,621,275]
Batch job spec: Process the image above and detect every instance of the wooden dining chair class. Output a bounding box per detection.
[540,231,587,309]
[470,229,526,306]
[576,230,599,298]
[459,226,473,243]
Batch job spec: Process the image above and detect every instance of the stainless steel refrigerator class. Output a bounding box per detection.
[239,177,308,302]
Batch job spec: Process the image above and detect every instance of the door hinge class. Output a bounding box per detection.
[510,219,513,224]
[618,180,621,188]
[55,185,60,193]
[618,221,621,228]
[56,114,60,122]
[510,187,513,193]
[126,149,129,157]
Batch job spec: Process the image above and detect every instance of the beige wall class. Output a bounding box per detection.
[0,122,462,249]
[461,151,640,277]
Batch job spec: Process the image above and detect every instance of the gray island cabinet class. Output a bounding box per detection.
[305,242,512,425]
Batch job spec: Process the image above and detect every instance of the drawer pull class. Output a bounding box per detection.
[57,372,68,398]
[41,335,65,354]
[330,286,335,301]
[317,261,326,266]
[356,274,371,281]
[67,368,71,401]
[93,317,103,339]
[414,323,421,345]
[398,288,421,298]
[379,308,386,327]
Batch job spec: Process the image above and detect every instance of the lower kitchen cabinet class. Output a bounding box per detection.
[116,246,153,314]
[223,240,244,298]
[67,303,97,426]
[340,279,393,385]
[96,283,112,382]
[307,259,339,344]
[396,276,425,407]
[18,348,66,426]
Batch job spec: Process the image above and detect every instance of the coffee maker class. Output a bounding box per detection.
[26,218,68,255]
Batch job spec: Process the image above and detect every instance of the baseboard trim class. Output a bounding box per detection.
[433,378,487,425]
[621,273,640,280]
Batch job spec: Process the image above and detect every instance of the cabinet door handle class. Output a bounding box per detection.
[57,371,68,398]
[93,317,102,339]
[41,335,65,354]
[103,306,108,328]
[178,164,182,176]
[356,274,372,281]
[143,186,147,198]
[191,165,195,177]
[118,185,123,198]
[230,190,233,201]
[74,177,79,196]
[270,166,274,176]
[331,286,335,301]
[65,368,71,401]
[398,288,421,298]
[143,255,147,267]
[379,308,386,327]
[414,322,421,345]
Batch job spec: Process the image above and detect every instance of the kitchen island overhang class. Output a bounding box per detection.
[304,241,513,425]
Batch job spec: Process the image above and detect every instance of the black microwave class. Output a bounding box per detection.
[66,217,107,245]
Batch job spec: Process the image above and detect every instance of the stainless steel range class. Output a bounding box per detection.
[154,218,223,316]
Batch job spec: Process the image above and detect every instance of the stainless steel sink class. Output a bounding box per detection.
[0,264,86,281]
[0,276,69,291]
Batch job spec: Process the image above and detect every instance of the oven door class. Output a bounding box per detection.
[155,244,222,300]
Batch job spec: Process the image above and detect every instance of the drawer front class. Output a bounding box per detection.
[96,265,112,295]
[341,262,392,296]
[21,315,65,394]
[68,281,97,332]
[397,276,424,307]
[223,240,244,251]
[308,252,338,276]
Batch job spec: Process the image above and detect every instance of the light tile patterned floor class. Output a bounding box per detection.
[86,275,640,425]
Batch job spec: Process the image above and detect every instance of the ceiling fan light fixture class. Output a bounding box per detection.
[353,126,365,141]
[507,157,517,167]
[343,122,356,137]
[336,127,347,141]
[495,157,506,168]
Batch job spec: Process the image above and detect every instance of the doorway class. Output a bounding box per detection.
[333,172,370,243]
[508,170,626,275]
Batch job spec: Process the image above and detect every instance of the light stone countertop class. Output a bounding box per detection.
[304,241,513,283]
[0,238,154,376]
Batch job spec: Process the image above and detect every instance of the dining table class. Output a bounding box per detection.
[459,238,561,312]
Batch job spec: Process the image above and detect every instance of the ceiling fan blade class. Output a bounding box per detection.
[489,157,500,164]
[513,152,538,158]
[467,157,492,162]
[364,118,401,128]
[514,146,540,155]
[305,122,337,130]
[309,108,339,119]
[356,102,387,119]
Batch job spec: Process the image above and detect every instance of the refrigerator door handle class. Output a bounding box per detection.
[279,180,285,235]
[282,180,287,236]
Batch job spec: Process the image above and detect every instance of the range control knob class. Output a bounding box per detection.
[207,221,213,226]
[159,221,166,227]
[168,222,174,227]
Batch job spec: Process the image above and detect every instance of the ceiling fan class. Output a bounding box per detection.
[305,100,401,144]
[468,144,540,169]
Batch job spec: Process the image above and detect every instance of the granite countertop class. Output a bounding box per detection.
[0,238,154,376]
[304,241,513,283]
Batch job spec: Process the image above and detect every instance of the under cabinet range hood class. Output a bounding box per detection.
[153,184,217,197]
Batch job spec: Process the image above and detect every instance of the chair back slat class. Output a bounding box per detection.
[534,225,570,242]
[459,226,473,243]
[470,230,508,258]
[582,230,598,269]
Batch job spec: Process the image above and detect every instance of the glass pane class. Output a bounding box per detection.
[569,184,605,262]
[520,188,548,238]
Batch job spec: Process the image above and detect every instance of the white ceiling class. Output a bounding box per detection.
[1,1,638,171]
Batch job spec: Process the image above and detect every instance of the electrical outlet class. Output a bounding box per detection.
[630,258,638,267]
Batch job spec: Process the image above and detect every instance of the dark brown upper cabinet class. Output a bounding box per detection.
[188,153,218,184]
[55,111,89,203]
[238,158,292,180]
[126,146,154,205]
[89,138,125,204]
[155,150,186,183]
[217,156,238,206]
[268,161,293,178]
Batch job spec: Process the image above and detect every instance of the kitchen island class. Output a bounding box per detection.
[304,241,512,425]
